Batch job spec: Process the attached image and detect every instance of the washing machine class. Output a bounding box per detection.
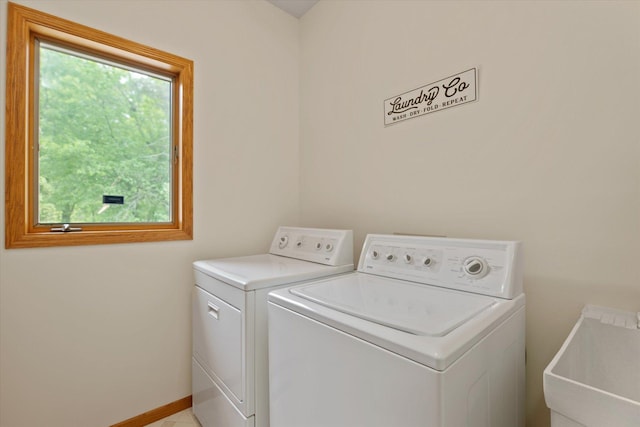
[268,234,525,427]
[192,226,353,427]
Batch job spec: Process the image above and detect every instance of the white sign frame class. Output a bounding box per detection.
[384,68,478,126]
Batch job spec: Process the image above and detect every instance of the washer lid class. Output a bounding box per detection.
[269,272,525,370]
[194,254,353,291]
[291,274,495,336]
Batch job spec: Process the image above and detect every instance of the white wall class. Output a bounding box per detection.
[298,1,640,426]
[0,1,299,426]
[3,1,639,426]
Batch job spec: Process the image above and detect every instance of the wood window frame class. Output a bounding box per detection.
[5,2,193,248]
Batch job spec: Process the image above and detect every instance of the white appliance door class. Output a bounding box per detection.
[193,286,246,407]
[268,301,442,427]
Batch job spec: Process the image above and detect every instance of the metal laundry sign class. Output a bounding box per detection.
[384,68,477,126]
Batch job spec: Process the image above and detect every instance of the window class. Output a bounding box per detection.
[5,2,193,248]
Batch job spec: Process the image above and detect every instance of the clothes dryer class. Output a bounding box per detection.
[268,234,525,427]
[192,227,353,427]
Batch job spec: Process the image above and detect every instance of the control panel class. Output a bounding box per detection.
[270,227,354,266]
[358,234,522,299]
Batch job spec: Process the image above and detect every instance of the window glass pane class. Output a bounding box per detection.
[37,42,172,224]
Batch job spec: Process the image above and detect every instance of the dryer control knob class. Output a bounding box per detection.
[371,250,380,260]
[386,254,396,262]
[423,257,433,267]
[463,257,489,278]
[315,242,322,250]
[325,243,334,252]
[403,254,413,264]
[278,235,289,249]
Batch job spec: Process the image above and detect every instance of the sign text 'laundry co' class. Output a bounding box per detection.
[384,68,477,126]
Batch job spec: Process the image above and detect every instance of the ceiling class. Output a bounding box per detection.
[266,0,319,18]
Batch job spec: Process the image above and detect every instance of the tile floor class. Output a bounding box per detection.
[145,408,201,427]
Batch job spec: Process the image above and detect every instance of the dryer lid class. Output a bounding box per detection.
[194,254,353,291]
[290,273,495,336]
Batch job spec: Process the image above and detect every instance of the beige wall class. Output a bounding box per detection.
[0,1,299,426]
[2,1,639,426]
[298,1,640,426]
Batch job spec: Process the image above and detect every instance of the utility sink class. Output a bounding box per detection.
[544,305,640,427]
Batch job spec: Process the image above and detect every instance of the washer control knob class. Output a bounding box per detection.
[296,240,303,248]
[403,254,413,264]
[325,243,334,252]
[423,257,433,267]
[371,250,380,260]
[463,257,488,278]
[278,235,289,249]
[315,242,322,250]
[386,254,396,262]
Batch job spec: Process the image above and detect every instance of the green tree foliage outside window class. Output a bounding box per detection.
[37,43,172,224]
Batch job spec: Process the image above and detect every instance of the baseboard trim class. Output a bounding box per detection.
[110,395,192,427]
